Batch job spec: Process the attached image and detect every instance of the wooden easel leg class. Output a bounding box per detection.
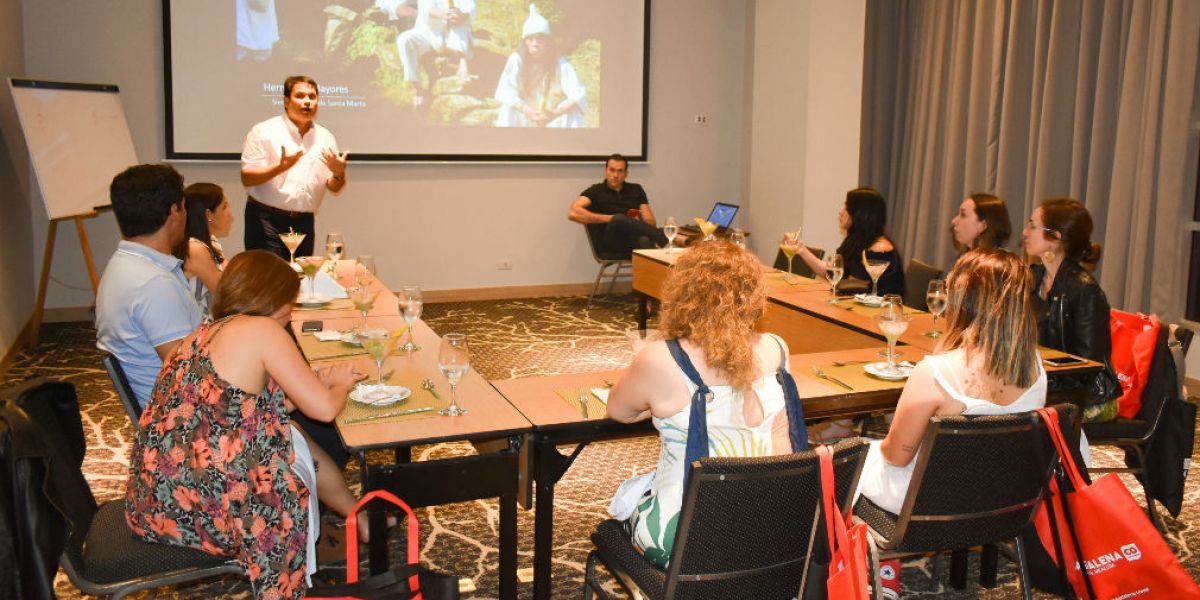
[30,220,58,348]
[75,215,99,294]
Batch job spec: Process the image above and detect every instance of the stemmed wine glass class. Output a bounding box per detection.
[438,333,470,416]
[663,217,678,254]
[779,233,800,283]
[824,254,844,303]
[359,328,396,401]
[281,230,306,268]
[355,255,377,287]
[878,294,904,358]
[397,286,423,352]
[348,286,379,333]
[325,232,344,274]
[729,228,747,250]
[925,279,947,338]
[864,259,890,298]
[296,256,326,301]
[875,298,912,376]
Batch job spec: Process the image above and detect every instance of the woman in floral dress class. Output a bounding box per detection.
[126,250,358,599]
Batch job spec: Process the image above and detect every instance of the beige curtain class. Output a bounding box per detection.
[861,0,1200,319]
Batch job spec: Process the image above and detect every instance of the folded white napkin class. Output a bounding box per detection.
[313,330,343,342]
[591,388,610,404]
[312,271,348,299]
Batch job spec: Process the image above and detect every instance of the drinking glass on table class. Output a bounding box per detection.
[296,256,326,301]
[864,258,890,298]
[348,285,380,333]
[779,233,800,283]
[663,216,678,254]
[875,298,912,375]
[280,230,306,267]
[438,333,470,416]
[823,254,844,303]
[878,294,904,358]
[925,279,947,338]
[397,286,423,352]
[325,232,344,274]
[729,228,747,250]
[355,255,377,287]
[359,328,396,401]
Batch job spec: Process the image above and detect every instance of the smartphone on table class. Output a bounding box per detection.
[1042,355,1087,367]
[301,320,323,333]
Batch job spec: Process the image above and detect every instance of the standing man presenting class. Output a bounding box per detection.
[242,75,348,260]
[568,153,666,257]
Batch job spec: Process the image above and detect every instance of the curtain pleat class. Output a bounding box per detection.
[861,0,1200,319]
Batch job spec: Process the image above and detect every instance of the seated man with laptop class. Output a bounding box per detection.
[569,153,667,257]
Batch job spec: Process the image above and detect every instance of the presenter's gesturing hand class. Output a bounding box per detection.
[323,148,349,191]
[278,145,303,171]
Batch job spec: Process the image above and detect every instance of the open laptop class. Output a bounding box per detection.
[681,202,740,232]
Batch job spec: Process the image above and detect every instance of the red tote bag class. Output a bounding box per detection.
[817,445,871,599]
[1033,407,1200,599]
[1109,310,1160,418]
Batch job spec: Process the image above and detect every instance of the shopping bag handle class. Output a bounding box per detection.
[344,489,421,595]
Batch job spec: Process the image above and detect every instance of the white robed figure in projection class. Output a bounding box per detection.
[395,0,476,108]
[494,4,587,128]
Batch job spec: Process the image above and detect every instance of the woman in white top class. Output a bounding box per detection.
[607,242,805,568]
[858,248,1047,514]
[493,4,587,128]
[179,183,234,317]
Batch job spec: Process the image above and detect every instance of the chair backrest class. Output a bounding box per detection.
[1131,327,1181,429]
[102,353,142,429]
[773,247,824,278]
[662,438,868,599]
[886,407,1072,553]
[582,223,630,262]
[903,259,943,310]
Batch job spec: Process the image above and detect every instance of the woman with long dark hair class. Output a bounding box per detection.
[176,182,233,317]
[795,187,905,296]
[493,3,586,128]
[951,192,1012,251]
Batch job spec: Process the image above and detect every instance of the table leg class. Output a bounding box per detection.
[499,489,518,600]
[637,293,649,331]
[980,543,998,588]
[533,436,591,600]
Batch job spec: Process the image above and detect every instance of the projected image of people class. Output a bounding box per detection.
[494,4,587,128]
[396,0,477,110]
[235,0,279,61]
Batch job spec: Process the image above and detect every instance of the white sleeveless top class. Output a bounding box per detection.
[857,349,1047,514]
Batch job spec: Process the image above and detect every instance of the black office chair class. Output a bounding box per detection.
[773,246,824,279]
[902,259,943,311]
[583,223,633,307]
[102,352,143,430]
[1083,325,1193,530]
[583,438,869,599]
[854,408,1074,599]
[0,378,243,600]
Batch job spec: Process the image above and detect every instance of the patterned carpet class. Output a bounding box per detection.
[3,293,1198,599]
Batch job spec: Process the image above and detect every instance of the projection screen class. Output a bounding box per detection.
[164,0,649,161]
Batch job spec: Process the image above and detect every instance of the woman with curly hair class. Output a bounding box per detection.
[607,241,806,568]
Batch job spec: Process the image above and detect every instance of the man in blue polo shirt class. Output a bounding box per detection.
[96,164,202,408]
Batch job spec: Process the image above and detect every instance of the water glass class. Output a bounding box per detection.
[729,228,746,250]
[925,279,947,338]
[663,216,678,254]
[438,333,470,416]
[824,254,844,303]
[398,286,423,352]
[356,255,377,287]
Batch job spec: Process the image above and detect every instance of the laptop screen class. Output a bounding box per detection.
[707,202,739,229]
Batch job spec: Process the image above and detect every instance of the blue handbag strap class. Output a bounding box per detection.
[666,336,808,490]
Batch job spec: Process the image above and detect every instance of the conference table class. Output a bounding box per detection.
[298,254,1101,600]
[293,263,531,600]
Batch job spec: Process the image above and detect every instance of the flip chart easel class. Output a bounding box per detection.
[9,78,139,346]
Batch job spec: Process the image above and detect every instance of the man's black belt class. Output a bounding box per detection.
[248,197,309,218]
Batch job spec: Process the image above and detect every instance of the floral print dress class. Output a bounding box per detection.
[125,317,311,600]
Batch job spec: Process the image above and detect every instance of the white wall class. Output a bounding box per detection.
[22,0,750,307]
[0,0,34,358]
[745,0,866,264]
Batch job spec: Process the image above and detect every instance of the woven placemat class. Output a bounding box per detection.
[555,387,608,420]
[297,333,369,361]
[294,298,355,312]
[803,361,910,392]
[826,297,927,317]
[766,272,819,286]
[336,370,448,425]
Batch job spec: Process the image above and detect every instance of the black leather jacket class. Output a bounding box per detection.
[1031,261,1121,402]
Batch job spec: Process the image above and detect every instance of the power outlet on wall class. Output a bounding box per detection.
[498,259,513,270]
[694,114,709,125]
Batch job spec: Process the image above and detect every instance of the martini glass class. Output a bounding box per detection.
[779,234,800,283]
[280,231,306,268]
[864,259,890,298]
[296,256,326,301]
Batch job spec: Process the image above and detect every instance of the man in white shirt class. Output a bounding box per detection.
[241,75,349,259]
[95,164,202,408]
[396,0,476,109]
